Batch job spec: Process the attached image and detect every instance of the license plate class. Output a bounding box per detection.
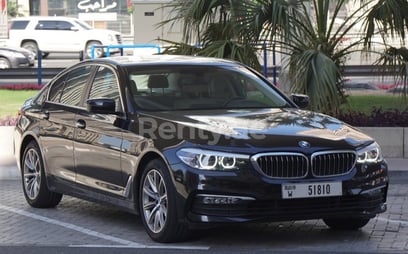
[281,181,342,199]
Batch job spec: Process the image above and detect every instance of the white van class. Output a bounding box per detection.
[8,16,122,58]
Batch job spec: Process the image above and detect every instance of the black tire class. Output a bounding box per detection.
[22,41,39,58]
[0,57,11,69]
[139,158,190,243]
[85,40,103,58]
[323,217,370,230]
[21,141,62,208]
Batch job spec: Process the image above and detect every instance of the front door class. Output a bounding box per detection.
[74,65,127,196]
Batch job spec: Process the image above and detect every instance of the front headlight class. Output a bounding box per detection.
[357,142,383,163]
[176,148,249,171]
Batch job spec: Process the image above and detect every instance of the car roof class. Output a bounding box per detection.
[85,55,243,68]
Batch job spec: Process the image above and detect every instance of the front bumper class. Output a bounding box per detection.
[188,186,387,223]
[170,160,388,224]
[16,56,34,67]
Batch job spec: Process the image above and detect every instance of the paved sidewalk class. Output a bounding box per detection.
[0,126,18,180]
[1,125,407,180]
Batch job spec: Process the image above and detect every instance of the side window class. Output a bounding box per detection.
[48,74,66,103]
[10,20,29,30]
[57,21,74,30]
[35,21,57,30]
[88,66,122,111]
[59,66,92,106]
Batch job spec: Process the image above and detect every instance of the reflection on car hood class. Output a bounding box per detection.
[142,108,373,150]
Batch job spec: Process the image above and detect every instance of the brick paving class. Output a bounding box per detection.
[0,178,406,253]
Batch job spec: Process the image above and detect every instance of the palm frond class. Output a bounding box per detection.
[198,40,263,71]
[375,46,408,100]
[159,39,201,55]
[289,49,341,113]
[363,0,408,48]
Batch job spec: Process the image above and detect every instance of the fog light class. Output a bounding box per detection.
[197,194,254,205]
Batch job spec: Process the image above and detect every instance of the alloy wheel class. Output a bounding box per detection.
[142,169,168,233]
[23,148,41,200]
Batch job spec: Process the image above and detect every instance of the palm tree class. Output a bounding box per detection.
[160,0,408,114]
[159,0,263,71]
[363,0,408,97]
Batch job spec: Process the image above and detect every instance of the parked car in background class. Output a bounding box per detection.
[8,16,122,59]
[14,55,389,243]
[0,46,35,69]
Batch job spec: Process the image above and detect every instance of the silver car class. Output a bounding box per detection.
[0,47,35,69]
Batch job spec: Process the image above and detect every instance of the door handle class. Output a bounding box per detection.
[75,119,86,129]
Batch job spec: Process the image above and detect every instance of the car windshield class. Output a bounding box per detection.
[127,65,291,111]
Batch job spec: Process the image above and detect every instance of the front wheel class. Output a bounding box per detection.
[85,41,103,58]
[139,159,190,243]
[21,141,62,208]
[0,57,11,69]
[22,41,39,58]
[323,217,370,230]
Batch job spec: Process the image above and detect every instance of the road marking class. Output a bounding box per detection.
[0,204,209,250]
[377,216,408,226]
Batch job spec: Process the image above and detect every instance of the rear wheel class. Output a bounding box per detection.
[323,217,370,230]
[22,41,39,58]
[21,141,62,208]
[139,159,190,243]
[0,57,11,69]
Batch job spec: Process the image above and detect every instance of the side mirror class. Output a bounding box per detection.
[86,98,116,114]
[291,94,309,109]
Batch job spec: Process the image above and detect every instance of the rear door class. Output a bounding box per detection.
[40,65,92,185]
[74,65,127,196]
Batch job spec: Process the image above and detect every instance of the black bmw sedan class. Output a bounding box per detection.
[14,55,388,243]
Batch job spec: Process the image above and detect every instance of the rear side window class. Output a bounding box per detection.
[10,20,29,30]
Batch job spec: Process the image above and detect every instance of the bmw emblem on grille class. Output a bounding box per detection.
[298,141,311,148]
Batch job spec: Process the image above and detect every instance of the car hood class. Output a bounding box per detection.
[140,108,373,151]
